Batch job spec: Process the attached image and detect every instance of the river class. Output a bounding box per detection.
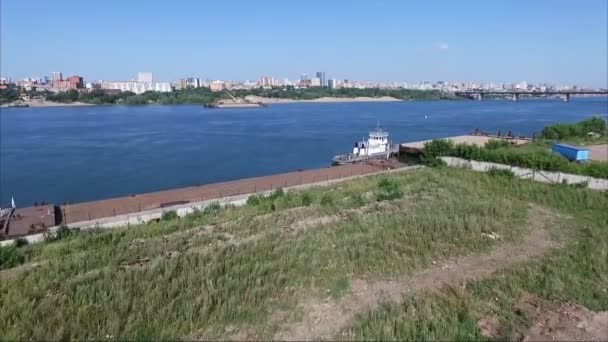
[1,98,607,205]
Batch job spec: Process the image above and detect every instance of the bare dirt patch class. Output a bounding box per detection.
[519,294,608,341]
[285,215,342,235]
[274,205,560,341]
[477,315,502,338]
[283,201,406,236]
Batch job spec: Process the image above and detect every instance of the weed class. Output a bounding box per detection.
[301,193,313,207]
[0,244,26,270]
[375,178,403,201]
[44,225,75,242]
[203,202,222,216]
[247,194,261,206]
[328,276,350,299]
[485,139,510,149]
[13,238,29,248]
[487,168,515,179]
[161,210,178,221]
[350,193,366,207]
[320,193,334,207]
[269,188,284,200]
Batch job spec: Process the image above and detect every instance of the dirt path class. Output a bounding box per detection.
[275,206,560,341]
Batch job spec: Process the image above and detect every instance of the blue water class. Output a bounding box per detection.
[1,98,607,206]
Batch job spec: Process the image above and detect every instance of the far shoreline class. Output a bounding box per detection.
[5,94,603,108]
[243,95,402,104]
[2,96,406,108]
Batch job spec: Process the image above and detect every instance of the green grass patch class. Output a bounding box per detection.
[0,167,606,340]
[328,276,351,299]
[375,178,403,201]
[160,210,178,221]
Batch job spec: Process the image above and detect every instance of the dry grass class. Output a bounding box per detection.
[0,167,606,340]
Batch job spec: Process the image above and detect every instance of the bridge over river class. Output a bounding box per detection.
[455,90,608,102]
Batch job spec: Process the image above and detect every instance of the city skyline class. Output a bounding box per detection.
[1,0,607,87]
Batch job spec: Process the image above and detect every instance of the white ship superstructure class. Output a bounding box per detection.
[333,124,398,164]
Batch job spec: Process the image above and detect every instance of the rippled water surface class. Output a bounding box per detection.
[1,98,607,204]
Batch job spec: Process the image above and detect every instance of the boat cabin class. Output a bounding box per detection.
[353,128,389,156]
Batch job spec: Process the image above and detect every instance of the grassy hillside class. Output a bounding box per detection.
[1,167,606,340]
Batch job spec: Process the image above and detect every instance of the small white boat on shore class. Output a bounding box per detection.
[332,124,399,164]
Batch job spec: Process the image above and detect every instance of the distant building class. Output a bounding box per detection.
[100,80,171,94]
[51,72,63,82]
[258,76,273,87]
[311,77,321,87]
[137,72,153,83]
[328,79,336,89]
[52,75,83,92]
[187,78,201,88]
[209,80,226,91]
[316,71,326,87]
[0,77,11,85]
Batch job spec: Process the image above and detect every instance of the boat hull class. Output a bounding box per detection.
[332,145,399,164]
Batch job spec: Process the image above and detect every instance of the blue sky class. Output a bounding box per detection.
[1,0,607,87]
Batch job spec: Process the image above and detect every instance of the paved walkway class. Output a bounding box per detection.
[588,144,608,162]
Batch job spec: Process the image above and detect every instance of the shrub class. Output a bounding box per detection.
[421,139,454,166]
[0,244,25,270]
[424,157,447,168]
[485,139,510,149]
[185,208,204,221]
[43,225,75,243]
[161,210,178,221]
[246,194,261,206]
[422,135,608,179]
[375,178,403,201]
[422,139,454,159]
[301,193,313,206]
[320,194,334,207]
[540,116,608,140]
[203,202,222,215]
[269,188,284,200]
[350,193,366,206]
[487,168,515,179]
[14,237,29,247]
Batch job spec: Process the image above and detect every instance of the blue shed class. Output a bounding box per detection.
[552,143,589,162]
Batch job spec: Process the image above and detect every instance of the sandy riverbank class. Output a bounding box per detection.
[1,99,95,108]
[26,99,94,107]
[244,95,402,104]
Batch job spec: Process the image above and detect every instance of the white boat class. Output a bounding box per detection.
[332,124,399,164]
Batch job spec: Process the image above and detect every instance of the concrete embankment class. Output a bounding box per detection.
[0,165,422,246]
[440,156,608,190]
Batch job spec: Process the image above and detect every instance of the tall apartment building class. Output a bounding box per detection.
[258,76,274,87]
[51,72,63,82]
[316,71,326,87]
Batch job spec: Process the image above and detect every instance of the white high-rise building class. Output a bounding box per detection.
[328,79,337,89]
[137,72,153,83]
[100,80,171,94]
[51,72,63,82]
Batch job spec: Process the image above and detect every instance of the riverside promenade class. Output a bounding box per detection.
[62,163,386,225]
